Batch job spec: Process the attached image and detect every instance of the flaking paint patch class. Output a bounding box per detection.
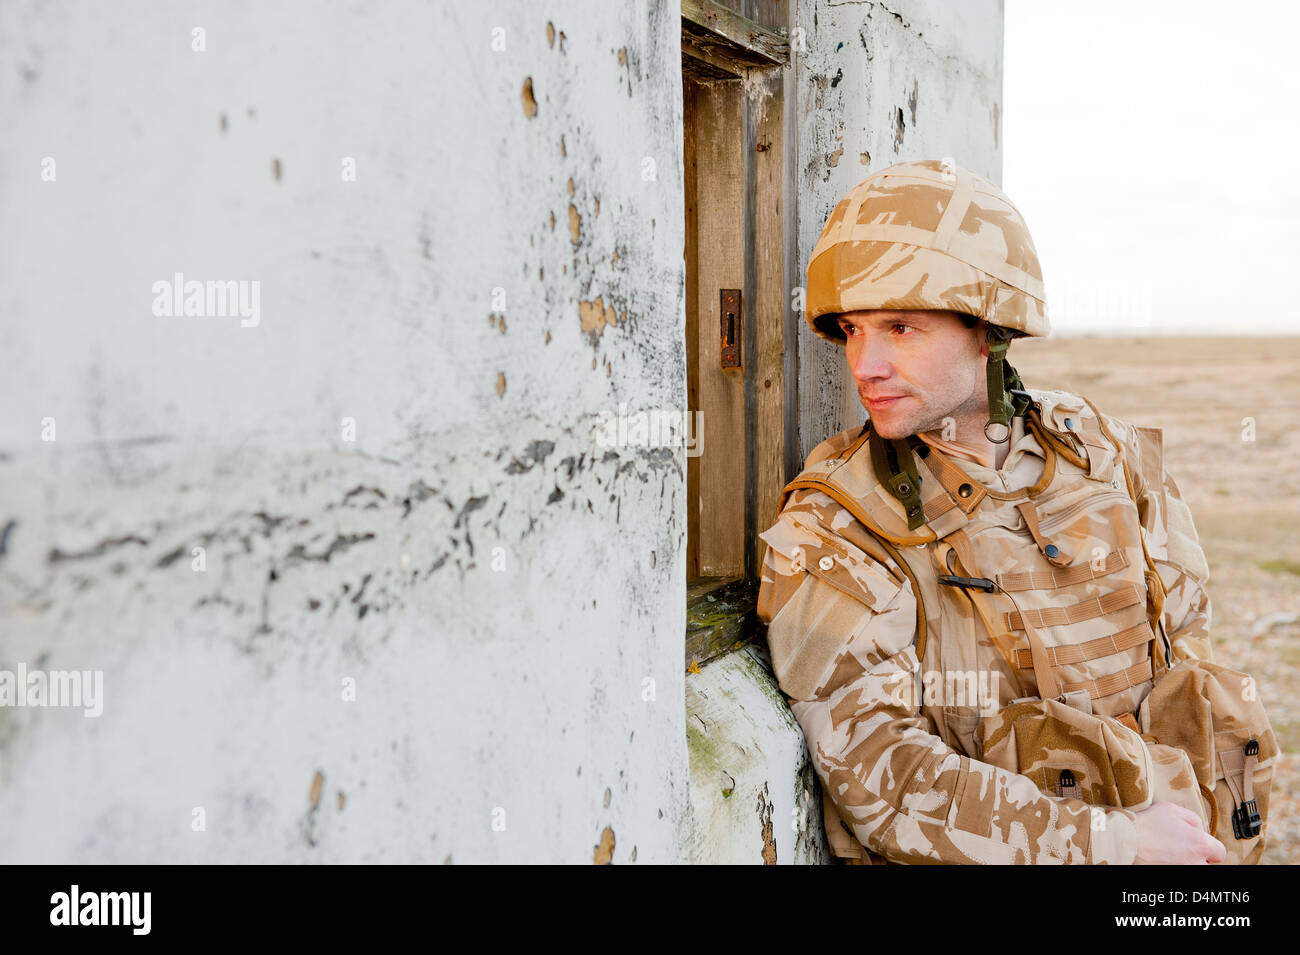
[594,825,615,863]
[616,47,632,98]
[568,204,581,244]
[521,77,537,118]
[302,769,325,848]
[758,781,776,864]
[578,296,619,338]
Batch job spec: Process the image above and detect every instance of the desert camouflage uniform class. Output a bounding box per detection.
[771,158,1274,864]
[757,390,1215,864]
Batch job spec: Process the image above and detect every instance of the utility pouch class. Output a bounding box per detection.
[975,696,1155,810]
[1138,658,1278,864]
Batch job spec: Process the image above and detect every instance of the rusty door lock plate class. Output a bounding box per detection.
[720,288,741,368]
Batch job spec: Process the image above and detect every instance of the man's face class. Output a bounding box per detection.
[836,309,989,440]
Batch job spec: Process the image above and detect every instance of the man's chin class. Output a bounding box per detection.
[866,414,917,440]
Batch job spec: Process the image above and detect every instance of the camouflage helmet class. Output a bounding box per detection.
[805,158,1048,341]
[805,158,1049,439]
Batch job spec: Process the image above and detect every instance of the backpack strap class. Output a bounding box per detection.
[1077,395,1175,674]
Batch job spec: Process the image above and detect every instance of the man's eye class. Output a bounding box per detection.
[892,323,913,334]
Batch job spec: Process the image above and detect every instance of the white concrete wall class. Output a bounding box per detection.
[0,0,688,863]
[796,0,1005,459]
[0,0,1003,864]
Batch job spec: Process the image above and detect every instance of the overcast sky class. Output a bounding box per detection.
[1004,0,1300,336]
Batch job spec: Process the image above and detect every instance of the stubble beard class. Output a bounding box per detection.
[869,384,986,441]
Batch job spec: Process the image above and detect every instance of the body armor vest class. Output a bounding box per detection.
[776,388,1180,860]
[771,387,1277,864]
[778,387,1170,748]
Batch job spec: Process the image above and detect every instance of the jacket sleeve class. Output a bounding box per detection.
[757,500,1140,865]
[1116,420,1214,664]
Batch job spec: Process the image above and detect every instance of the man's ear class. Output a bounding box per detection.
[977,320,989,358]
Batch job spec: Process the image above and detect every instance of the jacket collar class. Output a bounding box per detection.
[779,388,1114,547]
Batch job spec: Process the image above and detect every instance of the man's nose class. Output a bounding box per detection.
[849,336,893,380]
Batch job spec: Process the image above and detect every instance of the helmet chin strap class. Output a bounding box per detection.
[983,324,1031,443]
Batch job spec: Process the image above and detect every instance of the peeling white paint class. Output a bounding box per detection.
[0,0,1001,864]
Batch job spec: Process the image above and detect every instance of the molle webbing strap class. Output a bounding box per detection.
[946,528,1061,699]
[1059,658,1153,702]
[1002,582,1143,630]
[869,429,926,530]
[1012,619,1153,670]
[997,549,1128,591]
[996,587,1063,700]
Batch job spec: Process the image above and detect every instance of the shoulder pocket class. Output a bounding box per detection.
[759,513,908,701]
[759,512,902,612]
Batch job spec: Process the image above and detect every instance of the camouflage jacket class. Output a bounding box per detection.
[756,388,1216,864]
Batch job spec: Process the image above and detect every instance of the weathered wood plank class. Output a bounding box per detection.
[693,79,746,577]
[686,575,762,668]
[682,0,790,67]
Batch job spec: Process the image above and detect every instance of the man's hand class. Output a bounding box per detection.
[1133,801,1226,864]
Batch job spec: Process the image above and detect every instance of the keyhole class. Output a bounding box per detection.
[726,312,735,345]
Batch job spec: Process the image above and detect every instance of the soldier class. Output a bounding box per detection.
[757,159,1273,864]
